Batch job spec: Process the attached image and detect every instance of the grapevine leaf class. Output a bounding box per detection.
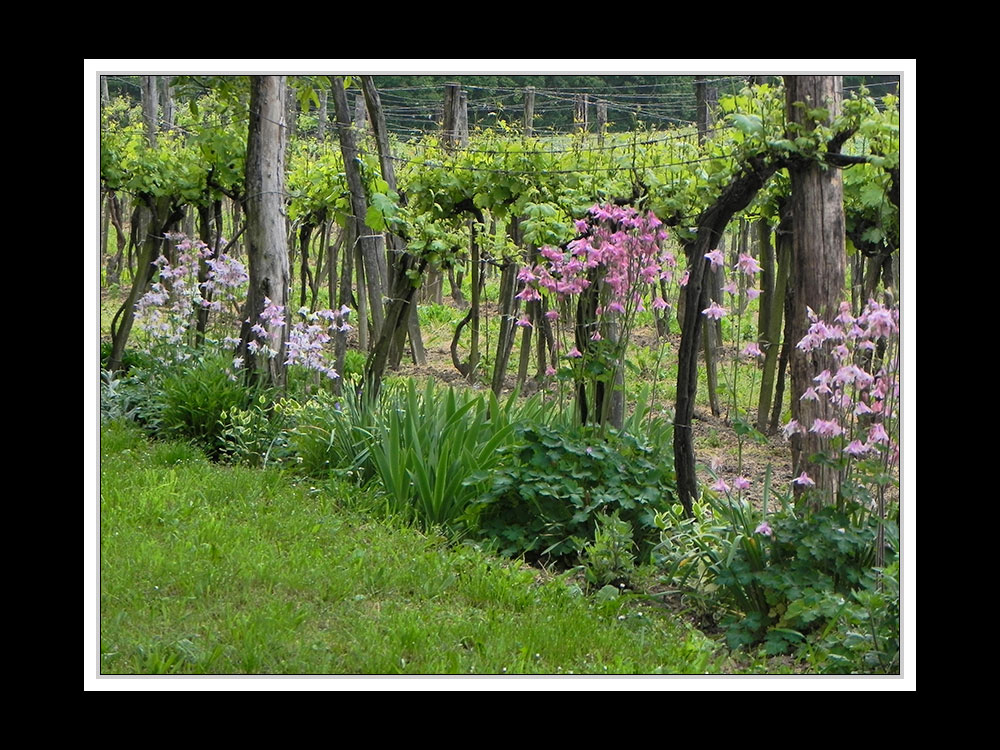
[730,114,764,137]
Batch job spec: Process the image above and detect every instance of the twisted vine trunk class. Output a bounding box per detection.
[673,156,783,515]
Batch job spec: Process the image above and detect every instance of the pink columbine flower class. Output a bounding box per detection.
[590,330,602,341]
[723,281,739,296]
[755,521,773,537]
[515,317,532,328]
[651,296,668,310]
[844,440,869,456]
[746,288,761,300]
[545,309,560,321]
[736,253,762,275]
[545,366,557,376]
[793,472,816,488]
[868,422,891,444]
[809,419,844,438]
[733,476,751,491]
[705,250,725,270]
[710,478,731,494]
[742,342,764,359]
[702,302,727,320]
[567,347,583,358]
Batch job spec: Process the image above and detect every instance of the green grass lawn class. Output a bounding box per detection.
[98,422,725,676]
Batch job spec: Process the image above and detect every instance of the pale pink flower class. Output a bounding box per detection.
[755,521,773,537]
[733,476,751,491]
[793,472,816,488]
[651,296,668,310]
[844,440,869,456]
[704,250,725,270]
[736,253,762,275]
[742,342,764,358]
[567,347,583,358]
[515,317,532,328]
[702,302,727,320]
[545,309,560,321]
[590,330,602,341]
[809,419,844,438]
[868,423,891,444]
[746,288,761,300]
[710,477,731,494]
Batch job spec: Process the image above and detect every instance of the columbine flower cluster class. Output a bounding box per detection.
[784,299,900,471]
[246,296,286,360]
[245,302,352,381]
[514,203,675,355]
[700,251,763,325]
[285,306,352,380]
[134,233,247,361]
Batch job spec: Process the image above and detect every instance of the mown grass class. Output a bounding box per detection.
[99,421,723,675]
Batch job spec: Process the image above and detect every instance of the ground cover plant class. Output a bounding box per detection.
[97,74,904,677]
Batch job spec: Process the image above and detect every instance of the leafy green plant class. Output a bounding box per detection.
[582,511,636,588]
[99,363,166,433]
[656,489,895,659]
[468,422,675,565]
[805,560,899,674]
[158,354,257,457]
[367,379,517,530]
[285,390,378,481]
[220,394,299,467]
[719,503,893,655]
[101,369,140,425]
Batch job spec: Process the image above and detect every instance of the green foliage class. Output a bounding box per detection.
[101,369,141,425]
[220,394,298,467]
[656,490,897,669]
[157,354,258,457]
[469,422,676,565]
[285,390,376,481]
[719,504,892,655]
[366,379,519,530]
[99,359,167,433]
[582,511,636,588]
[806,560,900,674]
[653,499,734,598]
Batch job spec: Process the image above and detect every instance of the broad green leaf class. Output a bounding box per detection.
[365,205,385,231]
[730,114,763,137]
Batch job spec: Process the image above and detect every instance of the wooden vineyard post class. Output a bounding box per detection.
[784,75,848,507]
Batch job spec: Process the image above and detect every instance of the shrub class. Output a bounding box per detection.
[654,491,897,666]
[157,354,258,457]
[468,422,676,565]
[717,502,895,655]
[220,394,299,467]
